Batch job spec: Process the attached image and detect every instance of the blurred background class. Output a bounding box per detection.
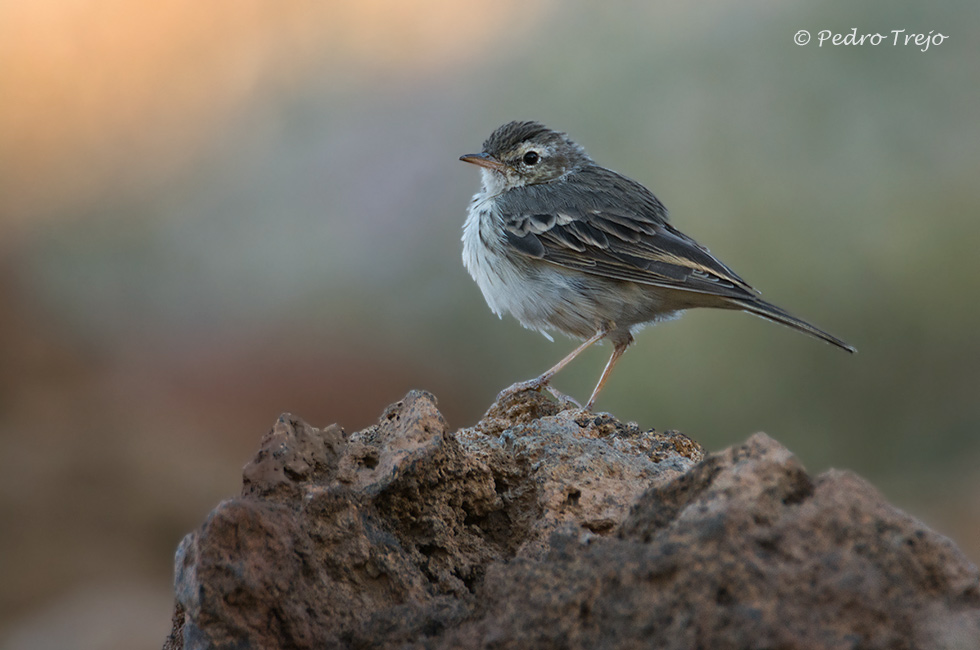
[1,1,978,648]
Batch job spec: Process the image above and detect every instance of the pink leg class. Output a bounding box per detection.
[585,339,630,410]
[496,330,607,402]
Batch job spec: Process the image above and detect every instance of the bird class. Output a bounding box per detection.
[459,120,855,409]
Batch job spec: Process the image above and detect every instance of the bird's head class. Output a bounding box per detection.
[460,121,591,194]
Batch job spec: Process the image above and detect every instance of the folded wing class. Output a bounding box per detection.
[498,165,761,301]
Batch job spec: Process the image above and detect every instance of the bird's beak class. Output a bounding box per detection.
[459,152,509,173]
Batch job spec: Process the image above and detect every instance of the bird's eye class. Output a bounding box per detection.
[522,151,540,165]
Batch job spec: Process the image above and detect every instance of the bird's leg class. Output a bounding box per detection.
[584,335,632,410]
[496,330,607,402]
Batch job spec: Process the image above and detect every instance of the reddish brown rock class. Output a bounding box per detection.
[167,390,980,650]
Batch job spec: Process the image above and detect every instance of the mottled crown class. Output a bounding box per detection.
[482,121,582,157]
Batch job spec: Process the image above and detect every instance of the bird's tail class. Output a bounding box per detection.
[729,298,856,353]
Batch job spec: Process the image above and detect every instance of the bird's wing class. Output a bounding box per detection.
[497,166,760,300]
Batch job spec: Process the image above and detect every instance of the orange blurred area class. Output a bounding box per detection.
[0,0,538,227]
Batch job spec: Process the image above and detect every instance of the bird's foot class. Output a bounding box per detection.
[495,377,581,411]
[495,377,550,402]
[544,385,582,410]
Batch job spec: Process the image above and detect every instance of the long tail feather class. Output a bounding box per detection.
[730,298,856,353]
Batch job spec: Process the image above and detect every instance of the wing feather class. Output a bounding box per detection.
[498,165,760,299]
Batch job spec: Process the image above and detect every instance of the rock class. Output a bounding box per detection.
[166,390,980,650]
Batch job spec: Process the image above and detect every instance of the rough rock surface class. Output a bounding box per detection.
[167,390,980,650]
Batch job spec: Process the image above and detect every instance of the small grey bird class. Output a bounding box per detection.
[460,120,854,409]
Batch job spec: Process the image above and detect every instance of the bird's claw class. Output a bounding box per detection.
[495,377,548,402]
[495,377,582,411]
[544,385,582,410]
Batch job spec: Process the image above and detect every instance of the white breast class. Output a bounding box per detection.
[463,194,587,341]
[462,196,514,318]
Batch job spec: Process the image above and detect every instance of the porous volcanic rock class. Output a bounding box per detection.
[167,390,980,650]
